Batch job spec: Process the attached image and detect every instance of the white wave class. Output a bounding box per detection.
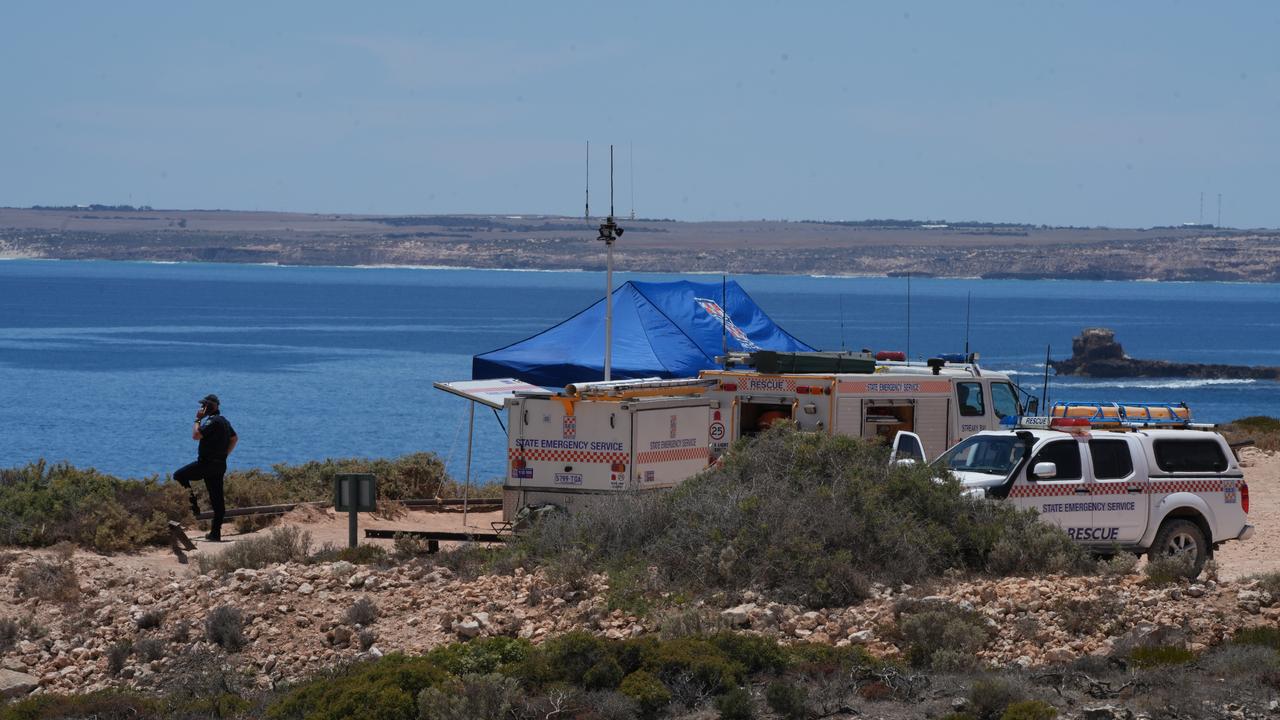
[1055,378,1264,390]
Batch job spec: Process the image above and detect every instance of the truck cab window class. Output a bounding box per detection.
[990,382,1019,419]
[1029,440,1082,480]
[957,382,985,417]
[1089,439,1133,479]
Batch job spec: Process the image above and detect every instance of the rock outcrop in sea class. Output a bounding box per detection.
[1052,327,1280,379]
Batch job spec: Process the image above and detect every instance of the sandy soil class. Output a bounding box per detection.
[1214,447,1277,580]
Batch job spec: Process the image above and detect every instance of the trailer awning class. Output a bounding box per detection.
[432,378,550,409]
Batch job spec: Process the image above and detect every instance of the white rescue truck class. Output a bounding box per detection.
[893,403,1255,575]
[701,351,1027,459]
[502,378,716,521]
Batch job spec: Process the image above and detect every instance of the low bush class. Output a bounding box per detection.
[197,525,313,574]
[1243,571,1280,597]
[0,461,187,551]
[509,426,1093,607]
[0,618,17,653]
[134,609,164,630]
[0,452,460,553]
[1000,700,1057,720]
[266,653,448,720]
[619,670,671,719]
[897,601,993,671]
[205,605,246,653]
[1220,416,1280,452]
[714,687,754,720]
[345,597,379,627]
[135,637,166,662]
[359,629,377,652]
[418,673,520,720]
[1198,643,1280,677]
[968,676,1025,720]
[106,641,132,676]
[1053,596,1126,637]
[309,542,388,566]
[1143,553,1198,585]
[427,637,530,677]
[14,557,79,603]
[1231,626,1280,649]
[1129,644,1195,668]
[765,681,808,720]
[0,691,158,720]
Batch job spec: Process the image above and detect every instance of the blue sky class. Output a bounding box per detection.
[2,2,1277,227]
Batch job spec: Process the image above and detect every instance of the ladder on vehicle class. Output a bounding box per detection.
[1050,401,1193,428]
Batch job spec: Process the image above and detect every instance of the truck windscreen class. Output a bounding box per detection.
[939,435,1028,476]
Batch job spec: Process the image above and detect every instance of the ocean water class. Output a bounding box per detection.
[1,259,1278,484]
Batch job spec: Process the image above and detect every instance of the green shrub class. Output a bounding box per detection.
[0,460,186,551]
[310,542,389,566]
[1054,597,1126,637]
[205,605,246,653]
[134,609,164,630]
[1143,553,1197,585]
[196,525,313,574]
[14,557,79,603]
[583,657,626,691]
[711,633,789,674]
[417,673,520,720]
[509,426,1092,607]
[898,602,992,671]
[715,687,754,720]
[1220,416,1280,452]
[765,681,809,720]
[1231,626,1280,649]
[618,671,670,719]
[427,637,530,676]
[643,637,744,694]
[0,691,158,720]
[1129,644,1195,668]
[267,654,447,720]
[968,676,1025,720]
[530,631,611,685]
[1243,571,1280,597]
[0,617,17,653]
[1000,700,1057,720]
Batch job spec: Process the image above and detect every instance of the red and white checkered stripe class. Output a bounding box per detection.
[1008,479,1226,498]
[636,447,710,464]
[508,448,628,465]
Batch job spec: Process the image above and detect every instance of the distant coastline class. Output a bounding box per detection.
[4,207,1280,283]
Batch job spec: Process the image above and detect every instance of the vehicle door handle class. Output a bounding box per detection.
[1074,487,1090,495]
[1127,486,1143,494]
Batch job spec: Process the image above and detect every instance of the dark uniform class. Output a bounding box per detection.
[174,408,237,541]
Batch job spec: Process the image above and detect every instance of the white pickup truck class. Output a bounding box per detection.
[893,417,1254,575]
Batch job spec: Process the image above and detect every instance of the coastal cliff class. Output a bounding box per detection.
[1051,327,1280,379]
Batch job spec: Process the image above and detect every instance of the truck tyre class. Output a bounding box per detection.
[1149,519,1208,578]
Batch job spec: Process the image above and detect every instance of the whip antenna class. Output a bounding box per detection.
[596,145,623,380]
[964,291,972,356]
[584,141,590,221]
[1041,344,1051,414]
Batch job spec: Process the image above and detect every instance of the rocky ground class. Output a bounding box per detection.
[1,450,1278,707]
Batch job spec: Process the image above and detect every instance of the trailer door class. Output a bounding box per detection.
[632,404,711,490]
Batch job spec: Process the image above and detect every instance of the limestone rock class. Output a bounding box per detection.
[0,669,38,699]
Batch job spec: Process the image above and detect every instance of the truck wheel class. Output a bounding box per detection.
[1149,519,1208,578]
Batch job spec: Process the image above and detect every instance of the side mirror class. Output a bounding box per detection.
[1026,397,1039,415]
[1032,461,1057,479]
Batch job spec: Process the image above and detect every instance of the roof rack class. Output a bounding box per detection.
[1050,401,1198,428]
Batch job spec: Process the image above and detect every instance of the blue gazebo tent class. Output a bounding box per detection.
[472,279,813,388]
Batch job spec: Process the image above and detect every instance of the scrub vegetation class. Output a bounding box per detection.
[10,633,1280,720]
[506,424,1093,608]
[0,452,473,552]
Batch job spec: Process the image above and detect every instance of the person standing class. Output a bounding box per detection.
[174,394,238,541]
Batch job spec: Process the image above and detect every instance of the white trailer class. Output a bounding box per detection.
[700,359,1026,460]
[503,378,715,520]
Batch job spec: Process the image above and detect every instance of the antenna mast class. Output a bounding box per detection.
[1041,344,1051,413]
[584,141,590,221]
[1217,193,1222,228]
[629,142,635,221]
[906,272,912,365]
[721,275,728,369]
[1199,191,1204,225]
[964,291,971,356]
[597,145,624,381]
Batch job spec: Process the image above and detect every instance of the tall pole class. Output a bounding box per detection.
[463,400,473,526]
[1041,344,1051,414]
[1217,193,1222,228]
[597,145,623,381]
[906,272,912,365]
[585,141,590,221]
